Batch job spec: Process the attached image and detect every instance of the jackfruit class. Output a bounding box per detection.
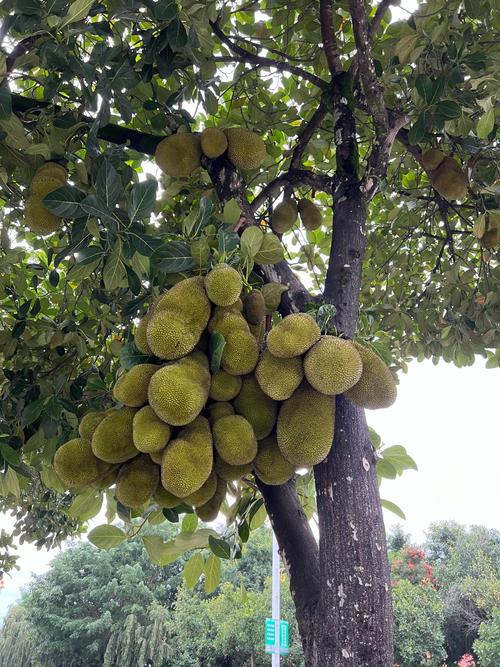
[277,384,334,467]
[160,416,213,497]
[429,156,468,201]
[249,321,265,343]
[155,133,202,178]
[150,448,166,465]
[344,342,397,409]
[208,309,249,337]
[304,336,363,395]
[233,374,277,439]
[184,471,218,507]
[243,291,266,325]
[221,330,259,376]
[254,435,295,486]
[225,128,266,170]
[298,199,322,231]
[92,407,139,463]
[79,411,107,440]
[421,148,445,171]
[54,438,109,488]
[266,313,320,358]
[92,465,119,490]
[134,313,153,355]
[148,352,210,426]
[205,263,242,306]
[201,127,228,158]
[25,195,62,235]
[153,485,181,508]
[213,414,257,465]
[196,477,227,521]
[209,370,242,401]
[255,350,303,400]
[115,455,159,508]
[207,401,235,424]
[30,174,66,198]
[133,405,172,453]
[113,363,158,407]
[153,277,211,322]
[215,456,252,482]
[271,200,298,234]
[33,161,68,182]
[481,228,500,249]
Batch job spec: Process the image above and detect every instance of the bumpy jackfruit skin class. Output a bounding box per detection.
[134,313,153,355]
[215,457,252,482]
[54,438,108,488]
[113,364,158,407]
[208,309,249,336]
[31,173,66,198]
[78,411,107,440]
[25,195,62,235]
[115,456,159,508]
[150,448,166,465]
[255,350,303,401]
[196,477,227,521]
[160,416,213,497]
[304,336,363,396]
[92,407,139,463]
[207,401,235,424]
[243,291,265,325]
[430,157,468,200]
[92,465,119,490]
[232,374,277,440]
[298,199,322,231]
[133,406,172,453]
[209,370,242,401]
[271,200,298,234]
[184,470,218,507]
[148,352,210,426]
[205,264,242,306]
[266,313,321,358]
[277,384,335,467]
[154,276,211,323]
[33,161,68,182]
[344,342,397,409]
[421,148,445,171]
[254,435,295,486]
[200,127,228,158]
[213,414,257,465]
[154,133,202,177]
[221,330,259,376]
[153,485,181,508]
[224,128,266,170]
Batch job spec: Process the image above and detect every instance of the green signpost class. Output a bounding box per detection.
[264,619,289,656]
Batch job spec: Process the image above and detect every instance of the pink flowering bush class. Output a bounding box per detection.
[457,654,476,667]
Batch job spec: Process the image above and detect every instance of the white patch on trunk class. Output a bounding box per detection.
[328,485,334,500]
[375,541,382,551]
[362,457,370,471]
[337,583,347,607]
[349,521,358,541]
[346,476,353,483]
[342,648,353,658]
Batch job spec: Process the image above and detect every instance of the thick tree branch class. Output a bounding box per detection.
[319,0,344,77]
[369,0,396,38]
[363,114,409,199]
[250,168,334,213]
[290,101,328,170]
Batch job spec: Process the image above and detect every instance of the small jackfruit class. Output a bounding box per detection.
[150,448,166,465]
[205,264,242,306]
[221,330,259,376]
[243,291,266,325]
[92,407,139,463]
[213,414,257,465]
[271,200,298,234]
[113,363,158,407]
[200,127,228,158]
[148,352,210,426]
[298,199,322,231]
[266,313,320,358]
[277,384,334,467]
[54,438,109,488]
[344,342,397,409]
[155,133,202,177]
[249,321,265,343]
[233,374,277,439]
[255,350,303,400]
[160,416,213,497]
[92,466,119,490]
[115,456,159,508]
[134,313,153,355]
[207,401,235,424]
[196,477,227,522]
[133,405,172,453]
[153,485,181,508]
[254,435,295,486]
[421,148,445,171]
[208,309,249,337]
[79,411,107,440]
[225,128,266,170]
[304,336,363,395]
[209,370,242,401]
[25,195,62,235]
[184,471,218,507]
[215,456,252,482]
[430,157,468,201]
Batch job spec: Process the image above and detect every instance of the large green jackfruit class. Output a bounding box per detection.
[429,156,468,201]
[343,342,397,409]
[208,309,249,337]
[92,466,119,490]
[255,350,303,400]
[134,313,153,355]
[160,416,213,497]
[215,457,252,482]
[150,447,166,465]
[32,161,68,183]
[421,148,445,171]
[78,411,107,440]
[207,401,235,424]
[266,313,320,358]
[196,477,227,522]
[304,336,363,395]
[155,133,202,177]
[233,374,277,439]
[277,384,334,467]
[271,199,298,234]
[113,363,158,407]
[25,195,62,235]
[205,263,242,306]
[54,438,109,488]
[200,127,228,158]
[184,471,218,507]
[115,455,159,508]
[225,128,266,170]
[213,414,257,465]
[221,330,259,376]
[92,407,139,463]
[133,405,172,453]
[30,162,67,197]
[209,370,242,401]
[154,486,181,508]
[298,199,322,231]
[148,351,210,426]
[254,435,295,486]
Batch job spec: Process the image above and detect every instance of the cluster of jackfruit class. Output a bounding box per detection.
[421,148,468,201]
[155,126,266,178]
[53,267,397,520]
[271,197,323,234]
[25,162,67,235]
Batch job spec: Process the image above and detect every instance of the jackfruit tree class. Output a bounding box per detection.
[0,1,498,666]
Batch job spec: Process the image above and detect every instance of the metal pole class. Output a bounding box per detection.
[272,531,280,667]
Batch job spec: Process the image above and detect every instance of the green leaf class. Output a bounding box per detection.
[240,226,263,258]
[204,553,221,593]
[151,240,196,273]
[183,553,205,589]
[128,180,157,223]
[223,199,242,225]
[218,225,239,255]
[0,468,21,498]
[88,524,127,550]
[103,241,127,290]
[80,195,119,224]
[59,0,95,28]
[130,233,164,257]
[376,458,398,480]
[21,399,45,427]
[249,503,267,530]
[181,513,198,533]
[66,258,101,281]
[96,160,121,208]
[175,528,217,551]
[476,108,494,139]
[0,442,21,466]
[381,499,406,520]
[209,332,226,373]
[208,535,232,559]
[119,342,153,369]
[66,490,103,521]
[0,87,12,120]
[254,233,284,264]
[143,535,182,566]
[43,185,85,218]
[167,18,187,50]
[435,100,461,119]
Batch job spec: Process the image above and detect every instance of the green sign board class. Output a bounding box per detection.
[264,619,289,655]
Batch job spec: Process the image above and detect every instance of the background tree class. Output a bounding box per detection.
[0,0,498,665]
